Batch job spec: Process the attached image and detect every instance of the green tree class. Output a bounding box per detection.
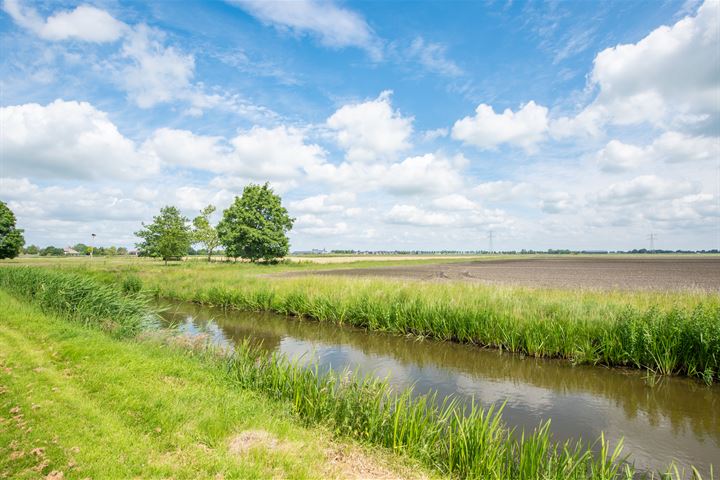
[73,243,89,255]
[135,206,192,265]
[0,201,24,259]
[117,247,128,255]
[217,183,294,262]
[40,246,64,256]
[24,245,39,255]
[192,204,220,262]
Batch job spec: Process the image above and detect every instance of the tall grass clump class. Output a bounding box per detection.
[0,266,155,336]
[195,338,691,479]
[180,277,720,383]
[121,273,143,295]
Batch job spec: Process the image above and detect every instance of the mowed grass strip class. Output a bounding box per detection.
[0,291,425,479]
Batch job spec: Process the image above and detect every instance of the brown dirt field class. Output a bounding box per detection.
[296,257,720,291]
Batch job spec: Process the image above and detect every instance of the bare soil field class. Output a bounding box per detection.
[287,255,478,264]
[297,257,720,291]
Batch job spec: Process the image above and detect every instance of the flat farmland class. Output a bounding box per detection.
[298,257,720,291]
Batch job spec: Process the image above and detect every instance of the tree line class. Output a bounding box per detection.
[135,183,294,264]
[0,183,294,263]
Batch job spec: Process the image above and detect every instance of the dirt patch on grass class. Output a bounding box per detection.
[228,429,287,456]
[289,257,720,292]
[227,430,424,479]
[325,444,429,480]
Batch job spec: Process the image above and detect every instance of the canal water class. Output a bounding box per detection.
[158,301,719,475]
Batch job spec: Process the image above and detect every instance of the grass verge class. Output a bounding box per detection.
[0,290,430,479]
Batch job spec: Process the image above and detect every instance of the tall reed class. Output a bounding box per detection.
[0,266,155,336]
[204,337,692,479]
[164,276,720,383]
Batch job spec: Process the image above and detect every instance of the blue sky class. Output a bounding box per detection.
[1,0,718,251]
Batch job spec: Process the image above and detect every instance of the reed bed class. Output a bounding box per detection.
[196,337,697,479]
[0,266,155,336]
[156,275,720,383]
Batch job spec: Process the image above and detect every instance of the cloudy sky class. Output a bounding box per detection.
[1,0,718,251]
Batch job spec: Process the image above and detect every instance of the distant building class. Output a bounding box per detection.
[63,247,80,256]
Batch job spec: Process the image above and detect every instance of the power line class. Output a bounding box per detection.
[488,230,494,253]
[647,232,657,253]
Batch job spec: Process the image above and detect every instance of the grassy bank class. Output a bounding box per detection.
[0,292,429,479]
[4,259,718,382]
[0,266,710,478]
[111,260,719,382]
[190,276,720,383]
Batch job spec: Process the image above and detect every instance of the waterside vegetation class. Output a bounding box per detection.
[5,258,718,383]
[53,258,718,383]
[1,267,710,478]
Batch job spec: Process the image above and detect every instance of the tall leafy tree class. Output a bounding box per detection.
[218,183,294,262]
[192,204,220,262]
[135,206,192,265]
[0,201,24,259]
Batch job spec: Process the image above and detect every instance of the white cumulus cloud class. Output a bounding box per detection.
[0,100,157,180]
[553,0,720,135]
[3,0,126,42]
[385,205,453,226]
[327,91,413,162]
[594,132,718,172]
[452,101,549,152]
[597,175,699,205]
[145,126,326,181]
[289,192,356,214]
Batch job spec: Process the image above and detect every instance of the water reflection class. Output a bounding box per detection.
[159,301,718,475]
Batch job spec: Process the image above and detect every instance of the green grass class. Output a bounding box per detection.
[226,339,642,479]
[0,290,431,479]
[3,257,718,383]
[0,265,712,478]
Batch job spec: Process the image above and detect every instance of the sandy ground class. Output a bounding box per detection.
[293,257,720,291]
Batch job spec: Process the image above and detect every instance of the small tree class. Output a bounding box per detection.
[135,206,192,265]
[73,243,89,255]
[192,204,220,262]
[25,245,39,255]
[218,183,294,262]
[0,201,24,259]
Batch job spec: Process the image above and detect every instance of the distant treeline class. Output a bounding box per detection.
[23,244,228,257]
[24,244,131,256]
[308,249,720,255]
